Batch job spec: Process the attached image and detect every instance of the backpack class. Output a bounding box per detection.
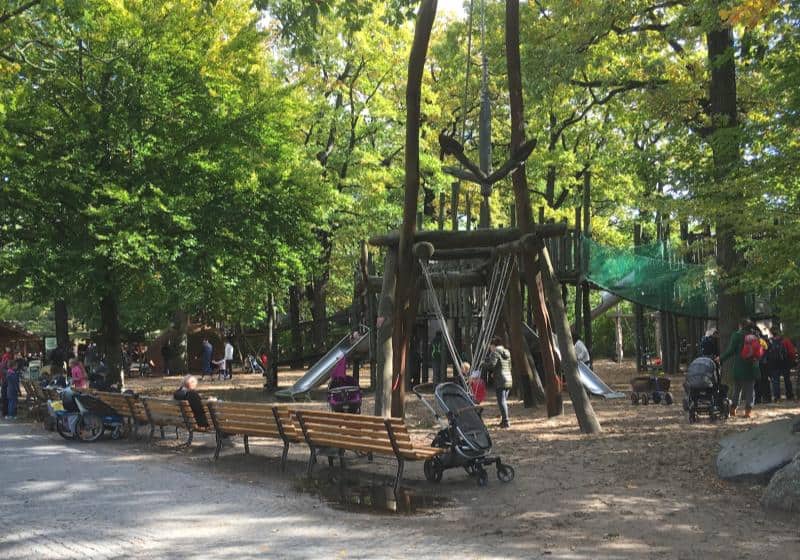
[767,337,789,368]
[740,333,764,362]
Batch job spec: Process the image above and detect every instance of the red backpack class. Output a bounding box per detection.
[740,333,764,362]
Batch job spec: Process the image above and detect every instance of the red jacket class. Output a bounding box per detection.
[781,337,797,363]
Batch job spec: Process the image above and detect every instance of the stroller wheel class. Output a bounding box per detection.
[641,393,649,406]
[688,403,697,424]
[424,458,443,483]
[682,397,690,411]
[631,393,640,405]
[497,464,515,483]
[664,392,674,406]
[477,468,489,487]
[56,416,75,440]
[77,414,105,442]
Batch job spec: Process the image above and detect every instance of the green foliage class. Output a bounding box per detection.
[1,0,330,333]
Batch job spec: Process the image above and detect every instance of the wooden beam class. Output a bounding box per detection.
[369,224,568,249]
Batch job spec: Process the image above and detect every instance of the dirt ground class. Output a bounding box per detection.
[7,362,800,559]
[102,359,800,558]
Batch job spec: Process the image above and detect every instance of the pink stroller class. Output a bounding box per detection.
[327,357,362,414]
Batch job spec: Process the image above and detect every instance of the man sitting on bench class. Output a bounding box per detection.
[173,375,209,428]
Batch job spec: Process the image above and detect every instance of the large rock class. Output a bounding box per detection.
[761,455,800,513]
[716,416,800,481]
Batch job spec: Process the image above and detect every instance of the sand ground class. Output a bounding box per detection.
[1,359,799,559]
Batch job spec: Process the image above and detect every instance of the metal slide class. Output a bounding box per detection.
[522,323,625,399]
[276,330,370,400]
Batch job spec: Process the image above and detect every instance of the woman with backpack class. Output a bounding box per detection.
[721,319,763,419]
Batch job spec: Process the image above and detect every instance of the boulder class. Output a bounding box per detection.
[761,454,800,513]
[716,416,800,481]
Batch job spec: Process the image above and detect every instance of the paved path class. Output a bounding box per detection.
[0,421,508,560]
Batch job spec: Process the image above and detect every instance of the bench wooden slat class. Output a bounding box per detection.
[204,402,302,469]
[291,408,444,489]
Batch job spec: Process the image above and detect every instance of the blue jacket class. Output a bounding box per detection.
[6,369,20,399]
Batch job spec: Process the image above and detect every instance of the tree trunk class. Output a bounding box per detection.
[289,285,303,368]
[265,293,275,360]
[392,0,438,418]
[505,0,562,417]
[707,10,746,381]
[311,272,328,353]
[376,249,397,417]
[172,310,189,375]
[538,249,602,434]
[54,299,69,350]
[100,293,122,385]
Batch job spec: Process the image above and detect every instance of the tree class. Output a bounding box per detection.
[0,0,328,380]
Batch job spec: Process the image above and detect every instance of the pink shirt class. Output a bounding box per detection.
[70,364,88,389]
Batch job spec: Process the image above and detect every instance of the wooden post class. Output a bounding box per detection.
[615,305,624,363]
[505,0,565,419]
[451,181,460,231]
[574,205,583,338]
[392,0,437,418]
[376,249,397,417]
[538,247,602,433]
[465,191,472,231]
[367,253,378,389]
[581,170,593,362]
[438,192,446,230]
[504,264,542,406]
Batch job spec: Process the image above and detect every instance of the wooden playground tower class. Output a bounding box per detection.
[355,0,603,434]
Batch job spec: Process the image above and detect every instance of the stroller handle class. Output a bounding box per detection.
[411,382,436,399]
[411,383,441,421]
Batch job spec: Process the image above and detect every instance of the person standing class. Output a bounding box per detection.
[4,360,22,419]
[200,338,213,380]
[572,330,591,367]
[69,358,89,390]
[484,336,513,428]
[766,327,796,402]
[721,319,761,418]
[224,339,234,380]
[161,342,172,376]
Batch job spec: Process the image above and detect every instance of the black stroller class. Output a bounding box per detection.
[413,382,514,487]
[683,356,731,423]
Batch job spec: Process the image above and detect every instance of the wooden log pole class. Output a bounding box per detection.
[375,249,397,417]
[505,0,562,418]
[392,0,438,418]
[369,224,567,249]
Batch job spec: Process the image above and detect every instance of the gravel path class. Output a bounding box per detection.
[0,421,508,560]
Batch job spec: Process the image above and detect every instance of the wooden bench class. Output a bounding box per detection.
[21,380,47,420]
[206,402,302,470]
[291,409,443,490]
[140,397,211,446]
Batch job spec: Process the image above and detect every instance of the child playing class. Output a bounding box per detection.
[5,359,22,419]
[212,357,229,380]
[460,361,486,404]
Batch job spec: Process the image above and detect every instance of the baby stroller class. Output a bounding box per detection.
[48,389,127,442]
[413,382,515,487]
[327,356,362,413]
[683,356,731,423]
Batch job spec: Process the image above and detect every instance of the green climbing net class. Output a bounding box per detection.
[583,236,718,318]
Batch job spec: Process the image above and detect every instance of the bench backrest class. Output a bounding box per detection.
[125,395,149,424]
[291,409,414,458]
[142,398,190,428]
[93,391,134,417]
[207,402,300,441]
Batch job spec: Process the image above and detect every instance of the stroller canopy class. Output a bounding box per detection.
[435,383,492,454]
